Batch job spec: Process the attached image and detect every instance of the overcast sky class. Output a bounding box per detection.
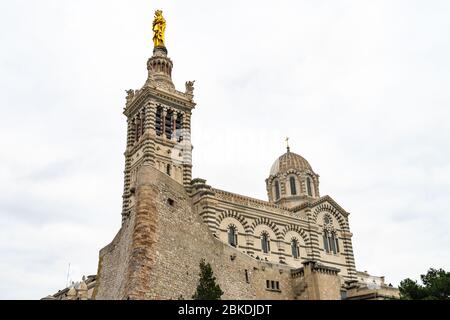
[1,0,449,299]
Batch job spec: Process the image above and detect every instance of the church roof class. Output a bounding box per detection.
[270,149,314,176]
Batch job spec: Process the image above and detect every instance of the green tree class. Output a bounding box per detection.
[399,268,450,300]
[192,259,224,300]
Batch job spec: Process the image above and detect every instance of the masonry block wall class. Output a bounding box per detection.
[94,166,344,300]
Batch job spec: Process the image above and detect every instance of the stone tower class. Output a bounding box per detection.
[120,38,196,224]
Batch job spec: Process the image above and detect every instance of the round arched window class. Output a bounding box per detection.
[306,177,313,196]
[274,180,280,200]
[227,225,238,247]
[261,232,270,253]
[291,238,300,259]
[289,176,297,195]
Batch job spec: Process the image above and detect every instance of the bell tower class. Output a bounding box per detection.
[120,10,196,223]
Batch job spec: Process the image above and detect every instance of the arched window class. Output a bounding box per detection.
[166,164,171,176]
[228,225,238,247]
[330,232,336,253]
[274,180,280,200]
[261,232,270,254]
[306,177,313,197]
[139,110,144,137]
[133,118,138,143]
[291,238,300,259]
[289,176,297,195]
[175,113,183,142]
[136,115,142,141]
[323,230,330,253]
[332,233,339,254]
[323,230,339,254]
[155,107,163,136]
[165,110,173,139]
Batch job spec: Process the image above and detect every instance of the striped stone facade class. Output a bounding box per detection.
[191,179,357,283]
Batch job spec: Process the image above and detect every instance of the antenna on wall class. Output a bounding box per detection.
[66,263,71,288]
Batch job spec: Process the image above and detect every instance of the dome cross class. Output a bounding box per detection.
[285,137,290,152]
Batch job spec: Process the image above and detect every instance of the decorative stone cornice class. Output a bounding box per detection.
[213,188,287,211]
[124,86,196,117]
[212,188,308,221]
[291,268,305,278]
[291,195,349,217]
[303,259,340,275]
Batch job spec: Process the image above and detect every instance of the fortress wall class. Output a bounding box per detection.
[137,165,295,300]
[96,165,297,300]
[94,165,344,300]
[313,272,342,300]
[94,214,135,299]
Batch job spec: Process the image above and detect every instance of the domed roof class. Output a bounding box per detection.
[270,149,314,176]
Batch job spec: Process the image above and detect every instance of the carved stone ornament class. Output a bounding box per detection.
[125,89,135,106]
[185,80,195,95]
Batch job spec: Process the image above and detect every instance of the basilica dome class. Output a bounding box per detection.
[266,148,320,207]
[269,149,314,177]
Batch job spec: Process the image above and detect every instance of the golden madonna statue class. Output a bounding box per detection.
[152,10,166,48]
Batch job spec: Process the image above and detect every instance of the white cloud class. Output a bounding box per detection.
[1,0,449,299]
